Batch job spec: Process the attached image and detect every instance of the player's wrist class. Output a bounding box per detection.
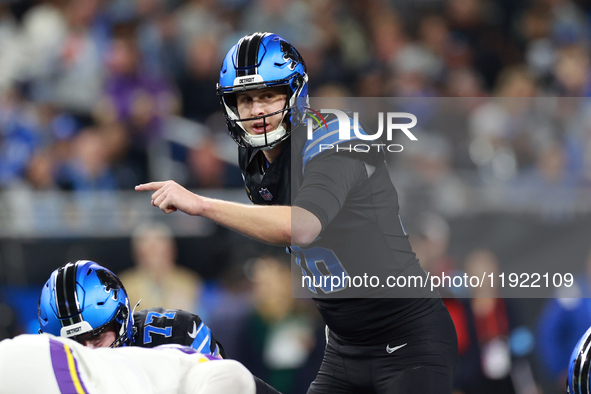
[195,195,215,218]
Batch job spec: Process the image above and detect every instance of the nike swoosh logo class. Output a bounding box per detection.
[386,343,407,354]
[188,322,198,339]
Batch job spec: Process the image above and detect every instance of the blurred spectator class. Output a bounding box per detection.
[520,4,554,82]
[513,140,579,220]
[103,24,176,145]
[185,134,243,189]
[552,45,591,96]
[444,68,487,98]
[176,35,222,123]
[132,0,183,78]
[313,83,352,99]
[24,148,56,191]
[445,0,516,91]
[410,212,478,392]
[493,66,538,98]
[391,131,469,218]
[467,71,541,184]
[355,65,388,97]
[305,0,368,89]
[100,121,143,189]
[56,127,117,191]
[101,24,177,183]
[23,0,104,113]
[0,3,22,94]
[0,88,40,187]
[411,212,457,280]
[6,148,65,232]
[49,126,121,228]
[456,249,537,394]
[119,221,203,313]
[174,0,228,52]
[537,246,591,393]
[227,254,324,394]
[240,0,316,51]
[419,14,450,61]
[367,5,407,66]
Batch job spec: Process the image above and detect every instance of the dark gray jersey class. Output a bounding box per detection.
[240,114,443,345]
[238,139,291,206]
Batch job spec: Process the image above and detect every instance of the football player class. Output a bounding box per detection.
[136,32,458,393]
[37,260,281,394]
[38,260,222,354]
[0,333,255,394]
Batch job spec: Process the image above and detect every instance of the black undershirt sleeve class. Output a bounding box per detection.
[254,376,283,394]
[293,153,367,232]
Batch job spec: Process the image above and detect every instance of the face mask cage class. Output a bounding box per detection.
[223,99,292,149]
[69,303,133,348]
[111,304,133,347]
[217,74,307,149]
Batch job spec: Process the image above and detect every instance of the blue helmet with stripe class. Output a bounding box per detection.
[38,260,135,347]
[568,325,591,394]
[217,32,308,150]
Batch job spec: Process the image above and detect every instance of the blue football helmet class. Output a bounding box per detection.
[568,326,591,394]
[217,32,309,150]
[38,260,135,347]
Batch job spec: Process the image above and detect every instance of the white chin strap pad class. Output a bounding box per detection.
[242,124,287,150]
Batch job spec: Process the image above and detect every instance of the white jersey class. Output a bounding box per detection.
[0,334,255,394]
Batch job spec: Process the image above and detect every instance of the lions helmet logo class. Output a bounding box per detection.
[280,41,304,71]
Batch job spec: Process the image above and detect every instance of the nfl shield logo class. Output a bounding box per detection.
[259,188,273,201]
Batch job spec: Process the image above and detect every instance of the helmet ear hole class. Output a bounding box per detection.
[224,93,237,110]
[291,76,302,91]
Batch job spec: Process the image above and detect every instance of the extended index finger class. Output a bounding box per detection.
[135,182,167,191]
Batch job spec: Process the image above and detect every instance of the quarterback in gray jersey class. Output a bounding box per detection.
[137,32,458,394]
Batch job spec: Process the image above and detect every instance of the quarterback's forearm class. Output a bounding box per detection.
[135,180,320,246]
[200,197,293,245]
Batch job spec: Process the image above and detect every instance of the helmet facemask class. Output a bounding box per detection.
[219,77,307,150]
[63,288,134,348]
[109,298,137,347]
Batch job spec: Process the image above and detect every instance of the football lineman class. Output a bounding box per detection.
[37,260,281,394]
[38,260,223,354]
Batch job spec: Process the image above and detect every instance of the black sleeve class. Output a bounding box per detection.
[293,153,367,231]
[254,376,283,394]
